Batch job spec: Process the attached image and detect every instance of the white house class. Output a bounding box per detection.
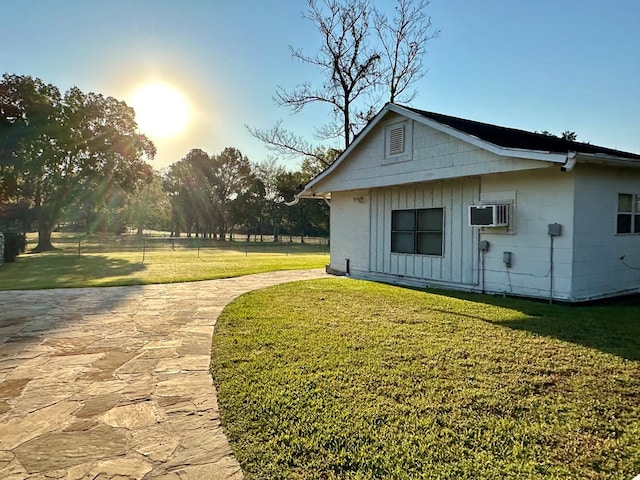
[297,103,640,302]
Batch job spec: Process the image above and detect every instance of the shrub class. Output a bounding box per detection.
[3,232,27,263]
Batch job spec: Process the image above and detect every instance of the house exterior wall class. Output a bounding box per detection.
[317,108,640,301]
[328,189,371,275]
[329,167,577,301]
[313,119,552,194]
[367,179,479,286]
[572,165,640,300]
[478,169,575,301]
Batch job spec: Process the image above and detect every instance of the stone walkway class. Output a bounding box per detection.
[0,269,328,479]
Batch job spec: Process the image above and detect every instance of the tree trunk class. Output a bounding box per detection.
[344,105,350,149]
[33,227,55,252]
[33,184,57,252]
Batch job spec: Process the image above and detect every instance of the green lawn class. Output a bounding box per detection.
[0,245,328,290]
[212,278,640,479]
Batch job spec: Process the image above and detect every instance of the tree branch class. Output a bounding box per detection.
[246,121,332,166]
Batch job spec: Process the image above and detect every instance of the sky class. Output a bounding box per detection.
[2,0,639,171]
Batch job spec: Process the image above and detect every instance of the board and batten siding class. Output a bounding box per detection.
[572,165,640,300]
[369,179,480,286]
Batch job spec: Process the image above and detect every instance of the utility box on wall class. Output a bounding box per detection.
[548,223,562,236]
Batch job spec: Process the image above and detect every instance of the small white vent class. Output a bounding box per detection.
[469,204,510,227]
[389,125,405,155]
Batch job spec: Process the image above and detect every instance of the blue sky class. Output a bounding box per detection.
[2,0,639,170]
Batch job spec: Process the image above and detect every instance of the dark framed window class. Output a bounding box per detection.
[391,208,443,255]
[617,193,640,234]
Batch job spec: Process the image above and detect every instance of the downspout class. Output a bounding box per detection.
[286,195,330,207]
[560,151,577,172]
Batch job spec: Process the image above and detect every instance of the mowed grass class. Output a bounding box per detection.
[0,246,329,290]
[212,278,640,479]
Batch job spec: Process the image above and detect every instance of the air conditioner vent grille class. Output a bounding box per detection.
[469,204,510,227]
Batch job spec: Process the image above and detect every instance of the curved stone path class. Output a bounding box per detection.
[0,269,328,479]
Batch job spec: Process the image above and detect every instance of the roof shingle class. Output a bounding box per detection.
[403,106,640,160]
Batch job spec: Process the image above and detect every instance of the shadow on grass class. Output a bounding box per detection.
[0,252,146,290]
[491,306,640,362]
[408,286,640,362]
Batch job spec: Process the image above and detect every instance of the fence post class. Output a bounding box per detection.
[142,238,146,264]
[77,235,81,257]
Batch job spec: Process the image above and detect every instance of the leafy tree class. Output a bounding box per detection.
[0,74,155,251]
[254,158,287,241]
[0,74,60,233]
[126,171,171,235]
[211,147,254,239]
[301,146,341,178]
[232,177,266,241]
[276,169,329,242]
[537,130,578,141]
[64,178,128,234]
[164,148,213,237]
[163,147,254,240]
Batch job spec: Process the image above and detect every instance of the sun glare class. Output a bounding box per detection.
[130,83,190,138]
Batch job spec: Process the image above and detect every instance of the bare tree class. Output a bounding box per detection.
[279,0,380,149]
[374,0,439,103]
[249,0,437,166]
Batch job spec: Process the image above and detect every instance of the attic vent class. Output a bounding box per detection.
[389,125,405,155]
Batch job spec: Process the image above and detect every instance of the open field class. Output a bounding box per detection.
[0,233,329,290]
[212,278,640,479]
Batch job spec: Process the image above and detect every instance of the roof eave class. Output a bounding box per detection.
[297,103,633,198]
[575,152,640,168]
[391,104,569,163]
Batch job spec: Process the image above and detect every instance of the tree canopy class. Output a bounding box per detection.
[0,74,155,250]
[163,148,328,241]
[1,74,330,247]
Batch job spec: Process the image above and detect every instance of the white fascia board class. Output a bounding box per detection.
[575,152,640,168]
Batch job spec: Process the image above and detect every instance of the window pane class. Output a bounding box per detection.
[417,208,443,231]
[617,214,632,234]
[618,194,633,212]
[392,232,414,253]
[635,215,640,234]
[392,210,415,231]
[417,232,442,255]
[636,195,640,214]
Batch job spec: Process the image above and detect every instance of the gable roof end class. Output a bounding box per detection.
[298,103,640,198]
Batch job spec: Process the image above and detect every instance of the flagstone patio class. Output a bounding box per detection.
[0,269,327,479]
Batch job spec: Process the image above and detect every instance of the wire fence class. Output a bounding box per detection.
[29,232,330,259]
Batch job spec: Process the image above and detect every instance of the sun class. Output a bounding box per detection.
[130,83,190,138]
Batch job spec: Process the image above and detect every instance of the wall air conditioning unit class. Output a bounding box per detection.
[468,204,510,227]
